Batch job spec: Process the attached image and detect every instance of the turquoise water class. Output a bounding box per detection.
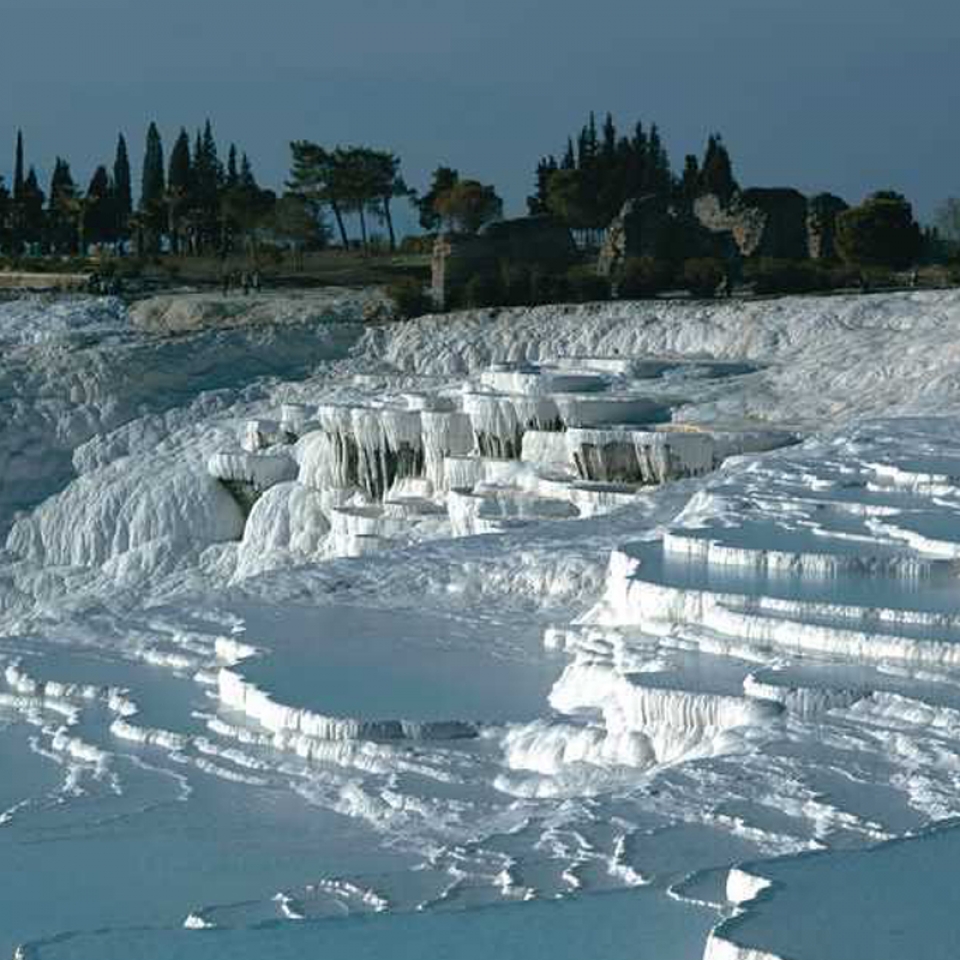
[27,887,717,960]
[234,601,565,724]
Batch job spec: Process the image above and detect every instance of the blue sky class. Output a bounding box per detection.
[1,0,957,223]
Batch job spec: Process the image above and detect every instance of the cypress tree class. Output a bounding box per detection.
[86,166,111,200]
[625,123,648,198]
[190,120,222,250]
[49,157,76,205]
[85,165,115,245]
[13,130,25,201]
[47,158,79,254]
[602,113,617,164]
[680,154,700,207]
[194,120,221,204]
[168,129,193,195]
[226,145,239,189]
[113,134,132,230]
[239,153,256,190]
[140,122,166,251]
[21,167,45,246]
[0,177,8,253]
[202,121,221,184]
[166,129,193,254]
[140,122,165,211]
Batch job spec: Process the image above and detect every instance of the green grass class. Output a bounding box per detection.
[132,250,431,289]
[1,249,432,292]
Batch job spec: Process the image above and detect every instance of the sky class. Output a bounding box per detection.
[1,0,958,227]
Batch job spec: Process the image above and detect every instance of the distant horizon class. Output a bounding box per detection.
[1,0,957,227]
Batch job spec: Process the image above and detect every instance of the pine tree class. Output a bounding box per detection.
[363,148,407,250]
[190,120,223,251]
[645,124,672,196]
[288,141,351,247]
[699,134,737,202]
[221,151,271,256]
[531,112,682,242]
[528,156,557,215]
[113,134,132,235]
[417,166,459,231]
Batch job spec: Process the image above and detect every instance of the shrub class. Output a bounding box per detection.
[822,263,860,289]
[617,257,673,298]
[682,258,725,298]
[463,271,505,308]
[499,262,533,306]
[746,259,828,295]
[386,277,433,319]
[529,267,569,306]
[836,192,922,269]
[566,264,611,302]
[860,265,897,290]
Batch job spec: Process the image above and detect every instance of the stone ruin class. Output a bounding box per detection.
[596,194,738,278]
[598,189,849,279]
[431,215,578,309]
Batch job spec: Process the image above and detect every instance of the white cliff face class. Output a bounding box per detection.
[7,447,245,570]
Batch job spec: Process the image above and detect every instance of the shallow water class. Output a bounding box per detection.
[234,601,565,724]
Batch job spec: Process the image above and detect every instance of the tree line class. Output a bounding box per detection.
[286,146,506,247]
[526,111,742,241]
[1,113,955,273]
[0,124,329,259]
[286,143,409,250]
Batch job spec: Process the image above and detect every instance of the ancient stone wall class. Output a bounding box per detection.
[597,196,737,279]
[431,216,577,308]
[807,193,849,261]
[599,188,849,279]
[695,188,810,260]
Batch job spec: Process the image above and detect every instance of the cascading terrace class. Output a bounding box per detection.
[206,358,798,560]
